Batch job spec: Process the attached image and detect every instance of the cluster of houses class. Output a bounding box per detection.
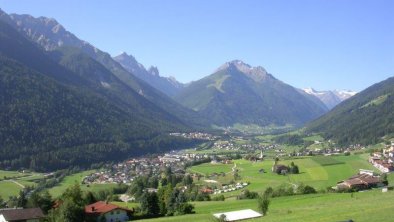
[82,158,160,185]
[169,132,219,140]
[83,151,210,185]
[368,142,394,173]
[212,182,249,194]
[213,141,236,150]
[336,169,384,191]
[288,141,370,157]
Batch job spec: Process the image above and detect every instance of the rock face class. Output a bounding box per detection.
[302,88,357,109]
[0,10,89,51]
[113,52,184,97]
[174,60,328,127]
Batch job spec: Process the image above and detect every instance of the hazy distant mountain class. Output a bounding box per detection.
[333,90,357,101]
[113,52,184,97]
[296,89,330,111]
[174,60,328,127]
[0,8,206,128]
[302,88,357,109]
[306,77,394,145]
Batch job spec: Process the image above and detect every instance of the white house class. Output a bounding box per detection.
[85,201,132,222]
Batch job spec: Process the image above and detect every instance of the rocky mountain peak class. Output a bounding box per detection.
[148,66,160,76]
[217,60,269,82]
[0,11,85,51]
[113,52,146,72]
[118,51,129,57]
[114,52,137,63]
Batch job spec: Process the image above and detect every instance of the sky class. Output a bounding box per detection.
[1,0,393,91]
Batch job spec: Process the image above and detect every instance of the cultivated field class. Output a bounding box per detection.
[188,154,378,197]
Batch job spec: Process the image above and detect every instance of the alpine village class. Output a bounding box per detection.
[0,2,393,222]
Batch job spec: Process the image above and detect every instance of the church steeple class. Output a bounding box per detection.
[259,150,263,159]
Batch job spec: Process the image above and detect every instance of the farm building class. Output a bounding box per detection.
[85,201,132,222]
[0,208,45,222]
[336,173,383,190]
[272,164,289,174]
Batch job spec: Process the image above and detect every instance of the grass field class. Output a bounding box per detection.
[188,154,378,197]
[0,178,38,198]
[0,170,31,179]
[311,156,344,166]
[0,170,44,198]
[137,190,394,222]
[0,181,22,198]
[48,170,119,197]
[188,163,233,176]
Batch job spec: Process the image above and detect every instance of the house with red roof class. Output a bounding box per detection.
[85,201,132,222]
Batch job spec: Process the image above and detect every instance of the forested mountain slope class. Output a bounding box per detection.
[306,77,394,145]
[0,20,196,171]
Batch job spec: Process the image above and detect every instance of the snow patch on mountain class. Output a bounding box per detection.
[302,88,357,109]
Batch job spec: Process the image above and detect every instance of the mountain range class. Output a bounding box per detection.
[302,88,357,109]
[0,9,334,128]
[0,9,205,128]
[174,60,328,127]
[0,12,198,171]
[1,7,390,171]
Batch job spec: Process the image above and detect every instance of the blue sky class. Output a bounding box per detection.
[1,0,393,91]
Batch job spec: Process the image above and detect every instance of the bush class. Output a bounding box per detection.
[297,184,317,194]
[257,193,270,215]
[176,203,194,215]
[212,195,225,201]
[237,189,259,200]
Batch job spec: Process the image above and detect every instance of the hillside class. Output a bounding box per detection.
[306,76,394,145]
[0,20,196,171]
[0,9,207,128]
[174,60,328,127]
[138,191,394,222]
[52,47,185,128]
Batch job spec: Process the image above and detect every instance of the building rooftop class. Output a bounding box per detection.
[0,208,44,221]
[213,209,263,221]
[85,201,131,214]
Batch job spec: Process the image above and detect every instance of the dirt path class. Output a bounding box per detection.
[9,179,25,188]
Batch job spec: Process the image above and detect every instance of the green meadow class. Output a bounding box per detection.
[188,154,378,197]
[0,170,44,198]
[48,170,119,197]
[0,170,30,179]
[0,181,22,198]
[136,190,394,222]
